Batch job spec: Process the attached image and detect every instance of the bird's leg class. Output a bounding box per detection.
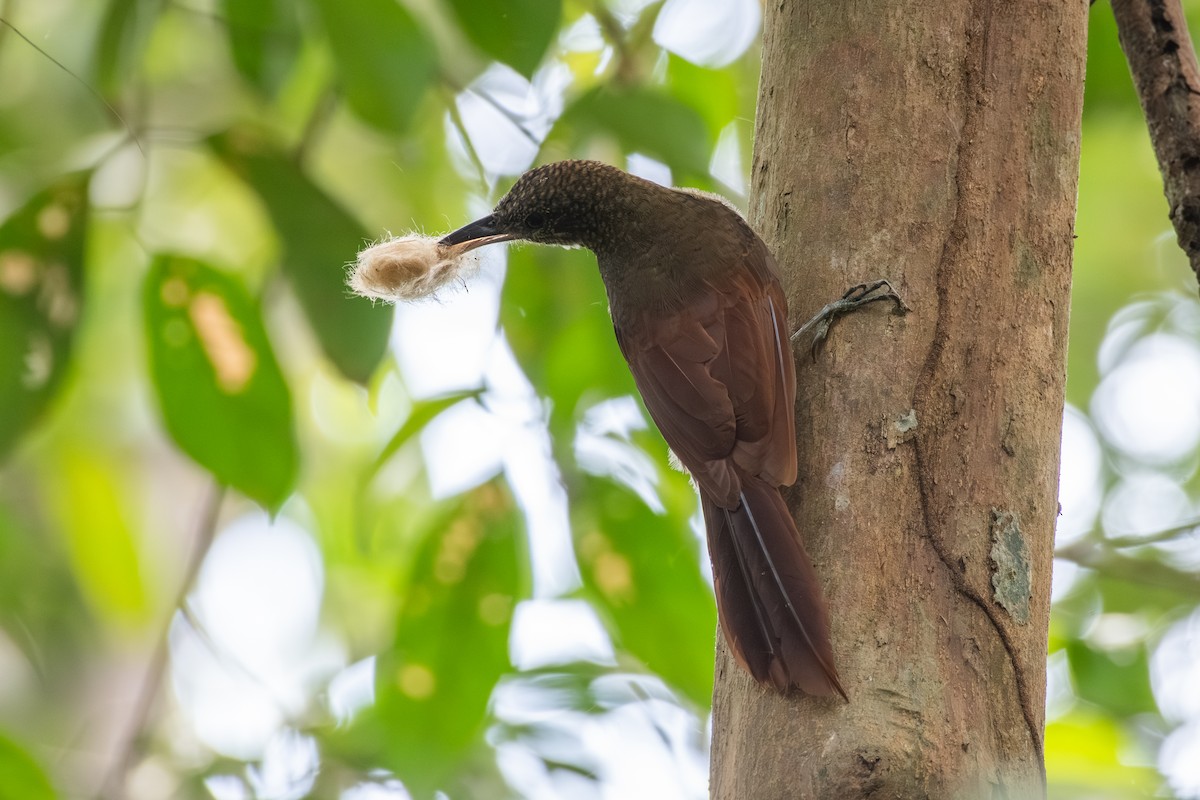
[791,279,909,360]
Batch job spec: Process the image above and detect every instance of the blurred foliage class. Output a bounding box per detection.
[0,0,1197,798]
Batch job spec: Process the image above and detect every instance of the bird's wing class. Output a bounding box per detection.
[614,262,797,507]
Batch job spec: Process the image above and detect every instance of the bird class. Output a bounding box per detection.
[440,159,849,698]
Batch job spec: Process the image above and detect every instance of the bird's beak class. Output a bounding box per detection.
[439,214,517,255]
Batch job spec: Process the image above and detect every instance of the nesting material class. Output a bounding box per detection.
[348,234,481,302]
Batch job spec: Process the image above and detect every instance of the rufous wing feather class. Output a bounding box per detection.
[615,243,843,696]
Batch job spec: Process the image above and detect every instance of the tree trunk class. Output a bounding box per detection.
[710,3,1087,798]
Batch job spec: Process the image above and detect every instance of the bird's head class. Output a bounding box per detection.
[440,160,634,253]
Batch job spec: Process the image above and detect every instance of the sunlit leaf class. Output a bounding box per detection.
[0,174,89,459]
[573,474,714,706]
[557,87,714,177]
[143,254,298,510]
[221,0,301,97]
[445,0,560,77]
[211,131,393,383]
[93,0,163,93]
[335,482,527,795]
[0,732,56,800]
[368,390,484,481]
[311,0,437,134]
[46,450,149,624]
[1045,710,1160,795]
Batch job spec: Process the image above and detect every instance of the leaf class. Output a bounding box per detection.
[211,131,393,383]
[500,246,636,441]
[573,474,715,706]
[1045,710,1160,794]
[94,0,164,93]
[445,0,560,77]
[310,0,437,134]
[47,450,150,625]
[221,0,301,97]
[368,389,484,481]
[0,173,89,460]
[1065,639,1157,718]
[556,87,715,177]
[0,732,56,800]
[666,54,740,138]
[143,254,298,510]
[333,482,527,796]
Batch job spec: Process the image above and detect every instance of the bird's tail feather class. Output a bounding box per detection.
[703,477,846,698]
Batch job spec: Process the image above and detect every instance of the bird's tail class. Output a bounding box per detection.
[703,476,846,698]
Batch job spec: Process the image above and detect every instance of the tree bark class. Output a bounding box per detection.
[1110,0,1200,289]
[710,2,1087,798]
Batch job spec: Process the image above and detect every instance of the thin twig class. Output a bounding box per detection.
[1111,0,1200,289]
[95,484,226,800]
[0,0,12,49]
[0,16,145,157]
[441,70,543,147]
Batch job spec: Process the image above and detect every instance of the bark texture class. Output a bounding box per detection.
[1111,0,1200,289]
[710,2,1088,798]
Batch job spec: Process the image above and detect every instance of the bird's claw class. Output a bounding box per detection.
[791,279,909,360]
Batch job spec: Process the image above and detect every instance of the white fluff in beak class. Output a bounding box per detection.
[348,234,482,302]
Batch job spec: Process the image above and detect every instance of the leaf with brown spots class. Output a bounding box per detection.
[0,173,89,459]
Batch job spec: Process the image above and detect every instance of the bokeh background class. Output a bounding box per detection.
[0,0,1198,797]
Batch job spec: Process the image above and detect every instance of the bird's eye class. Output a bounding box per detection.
[525,212,546,228]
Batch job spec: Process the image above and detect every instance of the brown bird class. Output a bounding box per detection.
[442,160,850,697]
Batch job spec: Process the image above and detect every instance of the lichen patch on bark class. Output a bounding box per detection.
[989,509,1031,625]
[886,409,919,449]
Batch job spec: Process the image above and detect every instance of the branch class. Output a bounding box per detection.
[1103,515,1200,548]
[1055,539,1200,596]
[1111,0,1200,288]
[0,16,145,157]
[95,484,225,800]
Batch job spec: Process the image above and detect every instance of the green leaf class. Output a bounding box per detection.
[0,732,56,800]
[0,502,89,667]
[368,390,484,481]
[573,474,715,706]
[0,174,89,459]
[143,254,298,510]
[1066,639,1157,718]
[500,246,636,441]
[211,131,393,383]
[335,482,526,795]
[48,449,150,625]
[94,0,164,93]
[221,0,301,97]
[445,0,560,77]
[1045,710,1161,794]
[666,54,740,138]
[557,87,715,177]
[311,0,437,133]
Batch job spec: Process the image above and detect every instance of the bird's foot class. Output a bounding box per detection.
[791,279,909,360]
